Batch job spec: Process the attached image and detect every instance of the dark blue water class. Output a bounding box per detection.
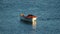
[0,0,60,34]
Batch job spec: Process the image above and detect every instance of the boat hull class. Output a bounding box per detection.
[20,16,32,23]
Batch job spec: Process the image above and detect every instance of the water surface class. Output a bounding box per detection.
[0,0,60,34]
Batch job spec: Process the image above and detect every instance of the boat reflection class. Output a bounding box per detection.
[32,20,36,30]
[20,20,37,34]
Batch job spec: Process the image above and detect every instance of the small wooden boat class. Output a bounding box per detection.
[20,14,37,23]
[20,14,37,29]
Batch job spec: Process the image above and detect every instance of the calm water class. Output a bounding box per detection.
[0,0,60,34]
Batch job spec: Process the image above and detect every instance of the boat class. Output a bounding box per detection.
[20,14,37,23]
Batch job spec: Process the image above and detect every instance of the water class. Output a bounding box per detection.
[0,0,60,34]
